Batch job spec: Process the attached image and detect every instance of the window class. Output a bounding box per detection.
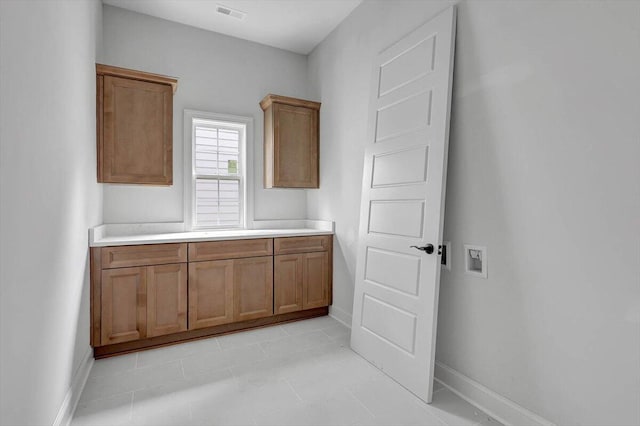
[184,111,253,230]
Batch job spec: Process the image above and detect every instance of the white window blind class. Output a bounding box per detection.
[192,120,244,228]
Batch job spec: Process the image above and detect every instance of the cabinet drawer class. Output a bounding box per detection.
[274,235,332,255]
[101,243,187,269]
[189,238,273,262]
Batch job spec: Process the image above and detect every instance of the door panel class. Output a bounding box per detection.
[351,6,457,403]
[188,260,234,329]
[378,34,436,96]
[375,90,432,141]
[274,254,304,314]
[234,256,274,321]
[361,294,417,354]
[368,199,425,237]
[102,75,172,184]
[147,263,187,337]
[364,247,421,296]
[101,267,146,345]
[371,146,428,187]
[273,103,318,187]
[303,252,329,309]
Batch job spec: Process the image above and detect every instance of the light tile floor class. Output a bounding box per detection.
[72,316,503,426]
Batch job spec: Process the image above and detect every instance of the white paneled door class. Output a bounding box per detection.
[351,6,457,403]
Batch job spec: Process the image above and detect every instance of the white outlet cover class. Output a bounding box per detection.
[464,244,487,279]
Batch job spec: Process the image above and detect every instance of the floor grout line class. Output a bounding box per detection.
[284,378,304,402]
[347,388,377,420]
[72,317,501,426]
[127,391,134,421]
[180,359,187,380]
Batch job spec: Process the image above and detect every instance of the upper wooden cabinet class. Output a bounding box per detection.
[260,94,321,188]
[96,64,177,185]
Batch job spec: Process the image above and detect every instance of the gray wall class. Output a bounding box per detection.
[102,5,310,224]
[307,1,640,424]
[0,0,103,424]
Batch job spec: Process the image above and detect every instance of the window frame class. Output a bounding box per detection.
[183,110,254,230]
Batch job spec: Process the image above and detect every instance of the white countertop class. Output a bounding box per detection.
[89,220,334,247]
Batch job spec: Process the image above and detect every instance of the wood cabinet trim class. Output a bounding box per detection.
[96,75,104,181]
[94,307,328,358]
[274,235,332,255]
[260,94,320,111]
[264,105,274,188]
[188,238,273,262]
[102,243,187,269]
[96,63,178,93]
[90,248,102,347]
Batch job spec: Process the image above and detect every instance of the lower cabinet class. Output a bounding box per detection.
[274,236,332,314]
[91,235,331,356]
[188,256,273,329]
[101,263,187,345]
[274,251,330,314]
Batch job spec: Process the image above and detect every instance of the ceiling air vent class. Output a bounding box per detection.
[216,5,246,20]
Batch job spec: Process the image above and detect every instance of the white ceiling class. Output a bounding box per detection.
[102,0,362,55]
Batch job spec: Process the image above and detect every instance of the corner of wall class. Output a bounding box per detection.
[53,348,94,426]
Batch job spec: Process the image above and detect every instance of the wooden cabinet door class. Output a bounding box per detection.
[234,256,274,321]
[274,254,303,314]
[272,103,318,188]
[188,260,234,329]
[303,252,330,309]
[147,263,187,338]
[101,75,173,185]
[101,267,147,345]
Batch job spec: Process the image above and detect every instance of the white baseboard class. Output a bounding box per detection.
[434,362,555,426]
[53,347,94,426]
[329,306,352,329]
